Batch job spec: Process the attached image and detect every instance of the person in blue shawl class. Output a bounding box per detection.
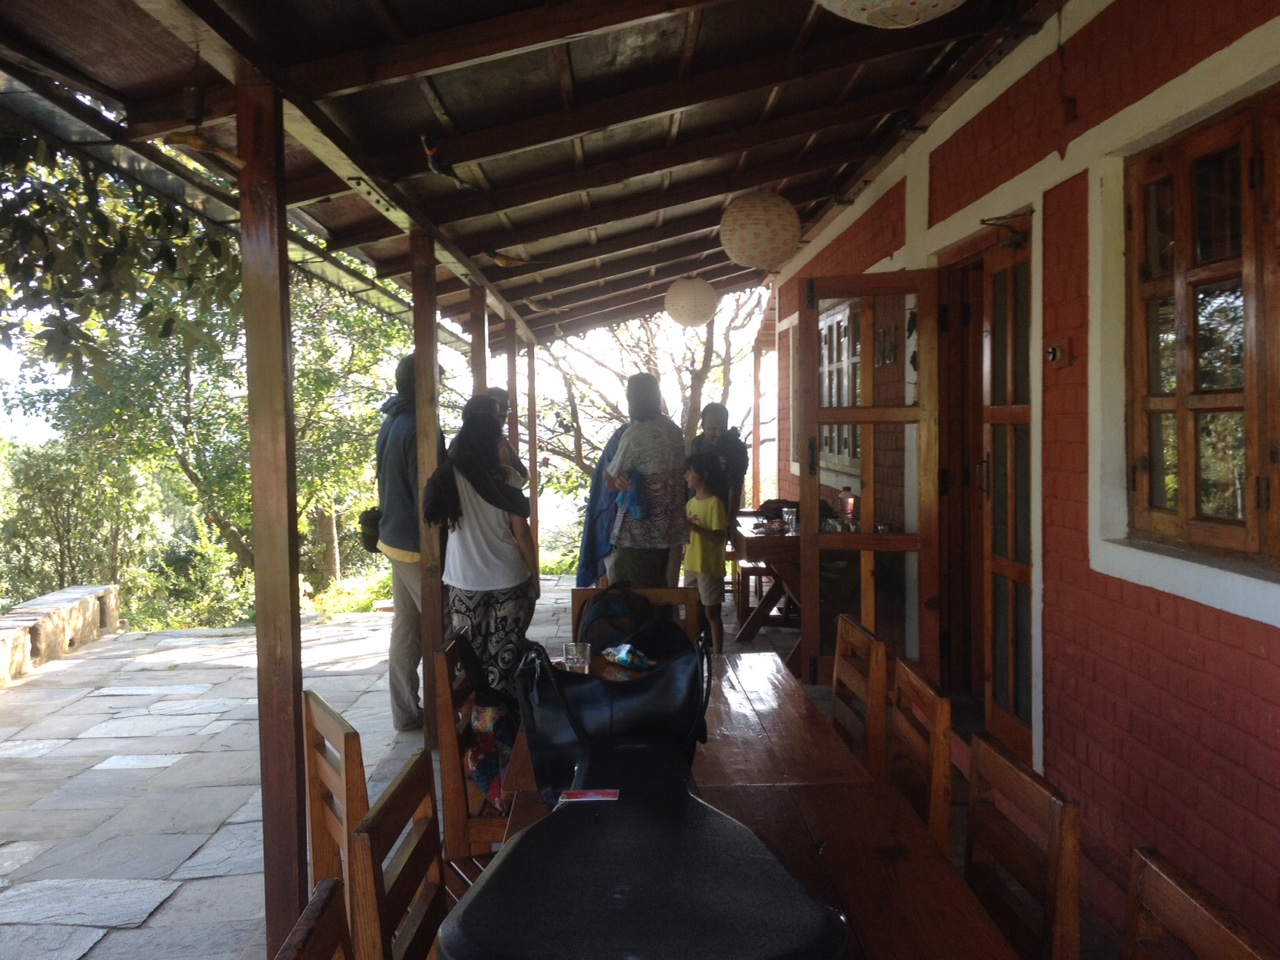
[576,422,628,587]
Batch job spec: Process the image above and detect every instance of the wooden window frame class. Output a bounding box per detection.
[1126,101,1266,559]
[818,299,861,475]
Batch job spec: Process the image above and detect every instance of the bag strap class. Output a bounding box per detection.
[684,638,714,749]
[530,642,591,745]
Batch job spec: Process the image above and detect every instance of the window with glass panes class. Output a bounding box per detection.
[1126,104,1263,556]
[818,301,860,470]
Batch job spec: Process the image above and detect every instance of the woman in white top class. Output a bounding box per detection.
[423,410,538,698]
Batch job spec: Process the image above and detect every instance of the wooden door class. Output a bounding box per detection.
[982,247,1034,761]
[795,271,940,683]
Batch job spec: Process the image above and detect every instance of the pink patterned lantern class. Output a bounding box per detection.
[664,277,720,327]
[718,191,801,272]
[816,0,966,28]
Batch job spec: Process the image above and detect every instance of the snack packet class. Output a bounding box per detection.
[601,643,657,669]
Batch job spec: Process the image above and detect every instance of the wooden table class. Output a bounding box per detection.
[502,652,1018,960]
[732,516,802,645]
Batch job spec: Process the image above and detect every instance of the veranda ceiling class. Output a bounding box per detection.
[0,0,1062,346]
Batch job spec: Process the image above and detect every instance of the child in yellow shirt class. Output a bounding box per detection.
[684,452,727,653]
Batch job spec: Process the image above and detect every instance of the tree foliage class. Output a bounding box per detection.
[0,440,162,610]
[533,289,764,497]
[0,134,241,378]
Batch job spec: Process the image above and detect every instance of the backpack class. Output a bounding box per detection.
[575,583,690,658]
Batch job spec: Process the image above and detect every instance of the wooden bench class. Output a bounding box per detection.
[889,659,952,854]
[272,878,355,960]
[831,615,888,779]
[348,751,450,960]
[965,733,1080,960]
[1124,847,1280,960]
[303,691,370,925]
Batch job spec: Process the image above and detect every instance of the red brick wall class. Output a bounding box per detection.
[1041,173,1280,939]
[930,0,1276,225]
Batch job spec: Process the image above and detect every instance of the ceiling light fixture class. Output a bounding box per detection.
[816,0,966,28]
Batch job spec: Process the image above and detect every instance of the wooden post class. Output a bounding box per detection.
[470,285,487,395]
[527,343,540,549]
[411,228,442,750]
[752,340,762,508]
[237,83,307,956]
[506,317,519,451]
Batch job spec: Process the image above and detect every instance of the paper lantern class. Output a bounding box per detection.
[665,277,719,327]
[816,0,966,28]
[718,191,801,272]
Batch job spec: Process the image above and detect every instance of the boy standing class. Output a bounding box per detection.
[684,452,728,653]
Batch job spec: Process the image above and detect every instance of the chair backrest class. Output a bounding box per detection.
[272,878,355,960]
[348,750,451,960]
[435,636,510,863]
[889,659,952,854]
[570,586,701,643]
[965,734,1080,960]
[1124,847,1280,960]
[831,614,887,779]
[303,691,370,910]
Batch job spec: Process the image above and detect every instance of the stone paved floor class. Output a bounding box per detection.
[0,575,800,960]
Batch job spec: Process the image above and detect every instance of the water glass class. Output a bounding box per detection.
[781,507,798,533]
[561,642,591,674]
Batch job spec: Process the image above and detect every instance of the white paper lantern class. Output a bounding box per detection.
[664,277,720,327]
[816,0,966,28]
[718,191,802,272]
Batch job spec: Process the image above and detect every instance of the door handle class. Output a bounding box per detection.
[808,437,818,476]
[976,456,990,497]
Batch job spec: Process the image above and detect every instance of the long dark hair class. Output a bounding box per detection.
[423,412,528,529]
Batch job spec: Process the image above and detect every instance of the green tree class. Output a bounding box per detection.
[0,441,161,610]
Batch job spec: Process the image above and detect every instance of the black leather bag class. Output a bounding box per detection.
[514,640,713,805]
[358,507,382,553]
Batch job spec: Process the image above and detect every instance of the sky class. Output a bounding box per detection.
[0,345,58,445]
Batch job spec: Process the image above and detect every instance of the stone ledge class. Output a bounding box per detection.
[1,585,120,685]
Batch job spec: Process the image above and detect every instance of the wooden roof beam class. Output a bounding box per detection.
[502,252,735,319]
[420,84,917,226]
[375,6,995,177]
[133,0,532,342]
[124,0,738,137]
[375,211,724,284]
[455,147,853,257]
[490,237,726,303]
[529,270,766,337]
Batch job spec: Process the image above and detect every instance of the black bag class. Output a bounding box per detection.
[574,582,691,658]
[514,640,713,806]
[358,507,382,553]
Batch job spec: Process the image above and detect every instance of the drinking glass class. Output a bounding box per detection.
[562,642,591,674]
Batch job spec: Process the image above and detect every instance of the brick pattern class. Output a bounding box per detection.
[1041,173,1280,941]
[929,0,1276,226]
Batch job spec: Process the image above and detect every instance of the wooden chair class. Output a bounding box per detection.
[889,659,952,854]
[435,635,509,867]
[831,614,888,779]
[570,586,702,643]
[348,750,451,960]
[964,734,1080,960]
[303,691,370,921]
[272,878,355,960]
[1124,847,1280,960]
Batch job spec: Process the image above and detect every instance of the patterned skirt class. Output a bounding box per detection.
[447,581,537,698]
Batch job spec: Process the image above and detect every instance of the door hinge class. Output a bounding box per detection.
[806,278,817,310]
[939,467,950,496]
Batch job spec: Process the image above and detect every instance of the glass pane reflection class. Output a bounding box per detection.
[1195,279,1244,391]
[1196,411,1245,521]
